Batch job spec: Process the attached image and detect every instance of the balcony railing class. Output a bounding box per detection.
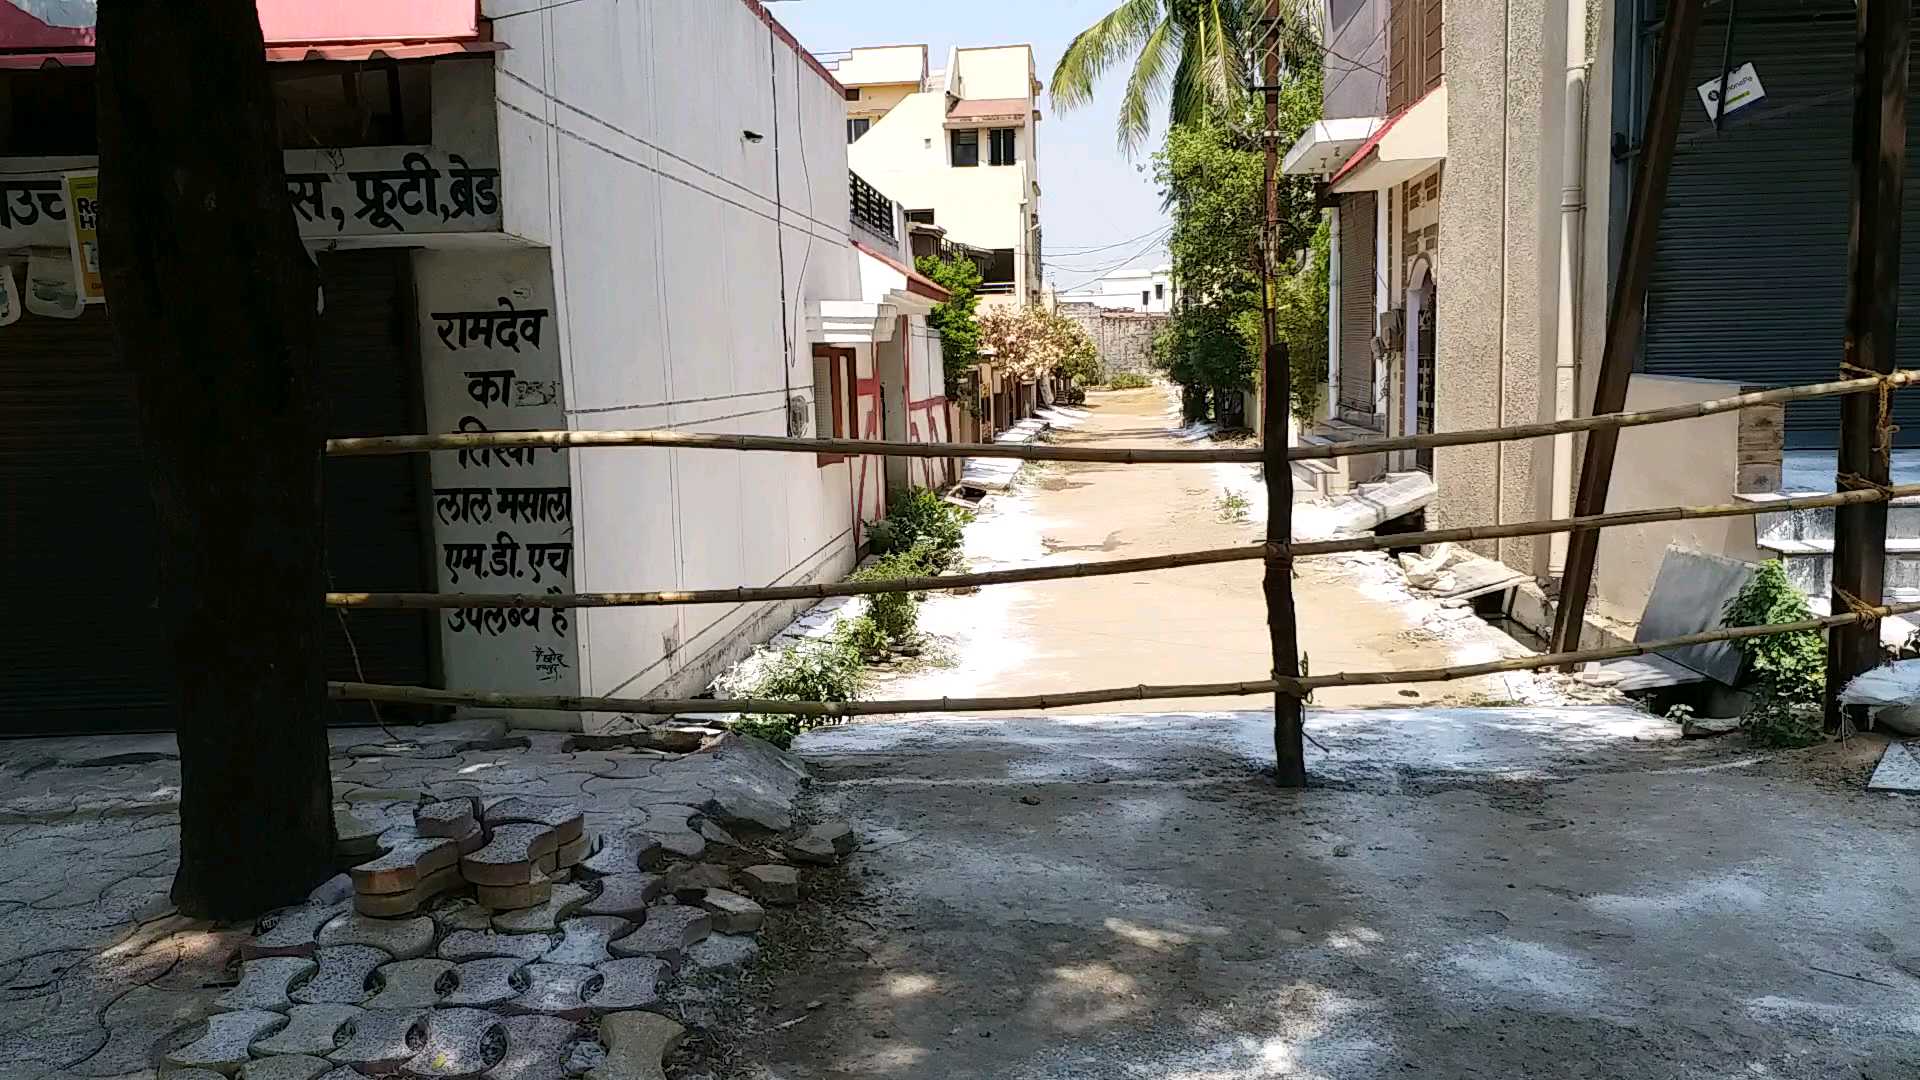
[976,282,1016,295]
[849,170,896,244]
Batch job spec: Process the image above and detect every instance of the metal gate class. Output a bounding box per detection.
[1337,192,1379,420]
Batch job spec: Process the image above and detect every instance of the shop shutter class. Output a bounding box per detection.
[1338,192,1379,417]
[1643,0,1920,448]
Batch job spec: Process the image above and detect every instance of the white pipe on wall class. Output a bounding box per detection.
[1549,0,1590,575]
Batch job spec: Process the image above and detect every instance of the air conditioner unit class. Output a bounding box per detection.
[1373,309,1404,355]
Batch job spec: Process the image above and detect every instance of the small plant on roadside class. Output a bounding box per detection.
[1722,560,1827,748]
[849,549,927,643]
[1106,372,1153,390]
[839,613,892,660]
[724,625,868,749]
[1216,491,1250,523]
[871,488,972,573]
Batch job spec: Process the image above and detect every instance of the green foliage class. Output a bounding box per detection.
[849,548,930,643]
[725,626,869,749]
[978,305,1101,385]
[869,487,972,572]
[1107,372,1153,390]
[1216,491,1250,522]
[839,614,891,659]
[1722,560,1827,748]
[917,254,983,396]
[1156,302,1255,397]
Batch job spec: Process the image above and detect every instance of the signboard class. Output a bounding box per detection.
[1697,63,1766,121]
[62,170,103,303]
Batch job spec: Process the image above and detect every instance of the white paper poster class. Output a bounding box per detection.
[1698,63,1766,121]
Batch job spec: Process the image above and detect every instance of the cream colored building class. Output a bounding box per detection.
[832,44,1044,310]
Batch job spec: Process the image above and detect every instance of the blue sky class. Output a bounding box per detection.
[766,0,1173,290]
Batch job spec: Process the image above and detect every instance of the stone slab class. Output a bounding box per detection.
[1868,741,1920,792]
[736,864,799,906]
[578,874,666,919]
[252,1004,365,1057]
[503,964,602,1021]
[405,1007,509,1078]
[589,1011,686,1080]
[326,1008,427,1073]
[442,957,532,1008]
[356,863,464,918]
[164,1009,289,1073]
[578,832,663,877]
[291,944,391,1006]
[553,832,592,870]
[1635,546,1756,685]
[217,955,317,1012]
[415,798,481,839]
[481,1014,586,1080]
[317,913,435,960]
[363,958,457,1010]
[475,869,552,913]
[695,890,764,935]
[481,800,584,846]
[439,929,553,963]
[609,907,709,970]
[351,838,460,896]
[587,958,667,1013]
[247,903,348,959]
[490,883,590,934]
[541,917,630,967]
[463,824,562,888]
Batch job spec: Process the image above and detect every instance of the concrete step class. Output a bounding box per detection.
[1756,535,1920,600]
[1298,426,1388,499]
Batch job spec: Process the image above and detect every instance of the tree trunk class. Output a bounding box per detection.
[96,0,335,919]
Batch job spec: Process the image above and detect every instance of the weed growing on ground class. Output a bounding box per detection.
[1106,372,1153,390]
[725,626,867,749]
[1217,491,1251,523]
[1722,560,1827,748]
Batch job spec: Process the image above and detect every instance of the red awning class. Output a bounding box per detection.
[2,0,486,66]
[853,240,952,304]
[0,40,503,70]
[945,97,1030,126]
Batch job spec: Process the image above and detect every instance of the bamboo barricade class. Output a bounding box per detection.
[330,482,1920,610]
[324,371,1920,467]
[330,596,1920,717]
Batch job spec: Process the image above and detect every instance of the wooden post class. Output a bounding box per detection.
[1827,0,1908,729]
[1550,0,1705,656]
[1259,0,1307,787]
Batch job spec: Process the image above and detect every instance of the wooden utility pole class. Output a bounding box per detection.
[1259,0,1307,786]
[97,0,336,918]
[1550,0,1704,656]
[1826,0,1908,729]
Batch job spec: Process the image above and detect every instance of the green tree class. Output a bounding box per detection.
[916,253,983,396]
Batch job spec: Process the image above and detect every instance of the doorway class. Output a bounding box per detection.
[1405,261,1437,472]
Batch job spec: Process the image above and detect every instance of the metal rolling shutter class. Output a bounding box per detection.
[0,250,434,735]
[1644,0,1920,448]
[1338,192,1379,417]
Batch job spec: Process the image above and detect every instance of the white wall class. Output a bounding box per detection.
[484,0,863,718]
[848,92,1030,254]
[951,46,1035,100]
[1059,268,1173,313]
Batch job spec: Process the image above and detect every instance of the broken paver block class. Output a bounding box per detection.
[443,957,533,1008]
[579,874,667,919]
[317,912,436,960]
[484,799,585,845]
[252,1003,365,1057]
[291,944,391,1005]
[696,819,745,854]
[327,1008,428,1073]
[217,955,318,1011]
[663,863,733,902]
[476,869,554,913]
[416,798,481,838]
[164,1009,289,1073]
[308,874,355,907]
[785,821,857,865]
[363,957,458,1010]
[490,882,591,934]
[404,1007,510,1078]
[431,898,496,934]
[440,929,553,963]
[736,865,800,906]
[483,1015,587,1080]
[463,823,562,888]
[555,832,593,870]
[782,833,837,866]
[504,964,604,1020]
[239,1055,334,1080]
[696,890,764,935]
[248,902,348,959]
[542,917,631,967]
[589,1011,686,1080]
[356,863,464,918]
[351,837,460,895]
[610,907,710,969]
[586,958,668,1013]
[578,831,662,877]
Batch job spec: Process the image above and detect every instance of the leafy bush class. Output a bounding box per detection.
[724,625,868,749]
[1106,372,1153,390]
[917,254,984,396]
[886,488,970,566]
[1722,560,1827,747]
[839,613,891,659]
[849,548,928,643]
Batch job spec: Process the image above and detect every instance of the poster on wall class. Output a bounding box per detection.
[0,265,19,327]
[62,170,104,303]
[24,248,82,319]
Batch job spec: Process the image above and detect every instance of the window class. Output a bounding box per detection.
[1156,283,1166,300]
[906,209,936,225]
[272,61,433,148]
[847,117,871,143]
[1142,291,1151,307]
[988,127,1017,166]
[950,129,979,167]
[811,346,859,465]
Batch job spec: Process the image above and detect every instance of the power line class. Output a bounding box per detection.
[1050,230,1174,293]
[1252,12,1388,79]
[1048,224,1174,256]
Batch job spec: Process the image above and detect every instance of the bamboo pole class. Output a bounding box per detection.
[329,483,1920,610]
[323,372,1916,466]
[327,597,1920,717]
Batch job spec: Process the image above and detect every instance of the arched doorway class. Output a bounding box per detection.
[1404,258,1437,472]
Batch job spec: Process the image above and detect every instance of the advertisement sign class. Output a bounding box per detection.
[62,170,103,303]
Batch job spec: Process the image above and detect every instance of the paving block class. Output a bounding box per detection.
[482,1015,587,1080]
[463,824,562,888]
[784,820,856,866]
[554,832,593,870]
[663,863,733,902]
[252,1004,365,1057]
[586,958,668,1013]
[696,819,745,854]
[504,964,603,1021]
[318,913,436,960]
[541,917,631,967]
[483,799,585,845]
[363,958,458,1010]
[216,955,317,1011]
[165,1009,290,1073]
[442,957,533,1008]
[335,808,389,862]
[405,1007,510,1078]
[415,798,481,839]
[476,868,553,913]
[292,944,391,1005]
[695,890,764,935]
[440,929,554,963]
[578,874,666,919]
[431,898,496,934]
[609,907,709,970]
[737,865,799,906]
[578,832,664,877]
[315,1068,376,1080]
[166,1071,229,1080]
[247,902,349,959]
[351,838,460,896]
[327,1008,428,1074]
[356,863,463,918]
[588,1011,686,1080]
[239,1055,335,1080]
[490,883,590,934]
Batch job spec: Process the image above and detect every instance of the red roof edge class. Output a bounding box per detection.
[853,240,953,304]
[741,0,848,100]
[1326,83,1439,188]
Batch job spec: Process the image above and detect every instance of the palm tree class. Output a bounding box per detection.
[1053,0,1308,155]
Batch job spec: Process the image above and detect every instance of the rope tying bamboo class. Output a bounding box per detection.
[1839,359,1901,456]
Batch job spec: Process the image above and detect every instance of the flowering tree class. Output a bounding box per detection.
[979,306,1101,385]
